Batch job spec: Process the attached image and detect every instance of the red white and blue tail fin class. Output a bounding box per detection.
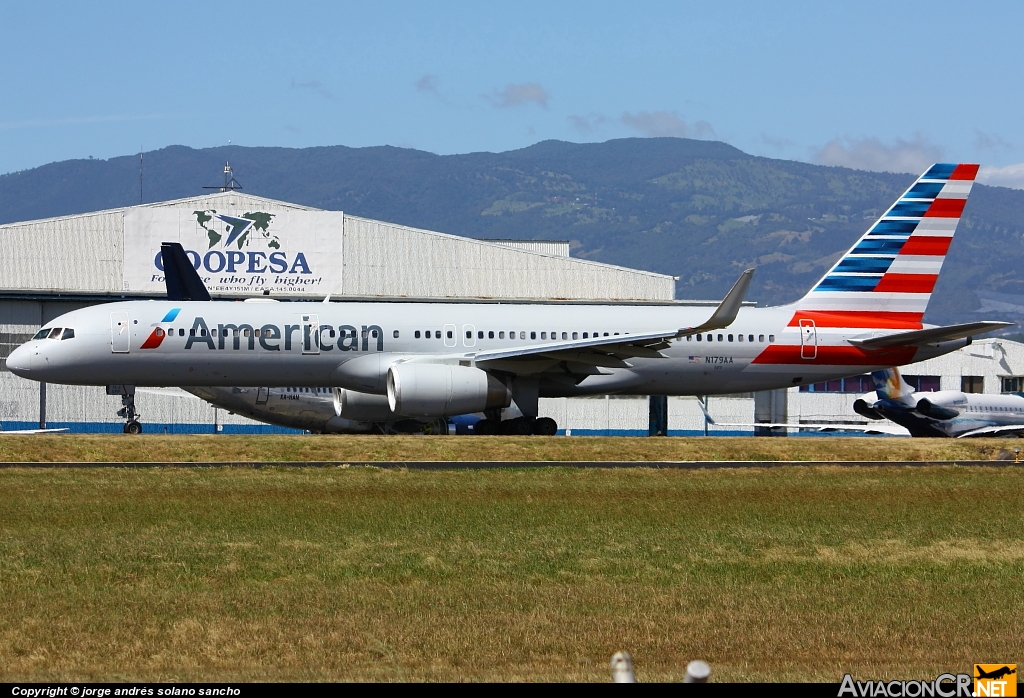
[794,163,978,329]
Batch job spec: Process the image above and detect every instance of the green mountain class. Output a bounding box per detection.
[2,138,1022,326]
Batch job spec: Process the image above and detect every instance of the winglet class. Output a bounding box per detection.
[161,242,211,301]
[680,269,754,335]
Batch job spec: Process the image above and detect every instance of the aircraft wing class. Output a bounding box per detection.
[474,268,755,369]
[0,428,69,435]
[955,424,1024,438]
[848,321,1013,349]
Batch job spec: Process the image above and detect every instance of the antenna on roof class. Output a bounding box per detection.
[203,161,242,192]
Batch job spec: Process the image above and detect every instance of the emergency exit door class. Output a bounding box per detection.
[110,312,130,353]
[799,319,817,360]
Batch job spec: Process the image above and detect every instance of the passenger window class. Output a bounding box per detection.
[603,332,609,337]
[520,331,525,339]
[466,331,472,339]
[156,328,165,338]
[61,328,75,340]
[447,330,453,339]
[748,334,754,342]
[48,328,62,339]
[707,334,712,342]
[728,334,733,342]
[717,334,723,341]
[769,335,775,342]
[759,334,764,342]
[572,332,578,340]
[531,331,536,339]
[737,334,743,342]
[499,332,505,339]
[372,330,378,338]
[393,330,400,338]
[415,331,420,338]
[562,332,568,340]
[582,332,588,339]
[478,331,483,339]
[541,332,547,339]
[488,331,494,339]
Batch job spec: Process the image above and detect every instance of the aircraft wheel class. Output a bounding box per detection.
[423,418,449,435]
[474,418,498,435]
[533,417,558,436]
[503,417,534,436]
[125,421,142,435]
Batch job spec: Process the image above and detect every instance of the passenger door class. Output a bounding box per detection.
[255,387,270,405]
[110,312,130,353]
[799,319,817,360]
[443,323,457,348]
[302,314,320,355]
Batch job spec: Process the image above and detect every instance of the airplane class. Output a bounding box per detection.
[854,367,1024,437]
[180,385,450,435]
[6,163,1012,435]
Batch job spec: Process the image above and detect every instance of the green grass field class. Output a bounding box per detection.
[1,433,1022,463]
[1,464,1022,682]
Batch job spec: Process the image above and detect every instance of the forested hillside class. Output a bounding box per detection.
[3,138,1023,326]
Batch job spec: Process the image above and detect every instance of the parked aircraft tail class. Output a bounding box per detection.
[795,163,978,329]
[871,367,916,400]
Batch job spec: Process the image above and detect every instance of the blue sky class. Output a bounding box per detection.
[3,1,1024,186]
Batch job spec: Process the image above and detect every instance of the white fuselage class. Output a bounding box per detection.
[7,298,962,397]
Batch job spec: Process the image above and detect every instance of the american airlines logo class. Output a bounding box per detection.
[139,314,386,353]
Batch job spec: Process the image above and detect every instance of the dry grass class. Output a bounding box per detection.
[0,433,1022,463]
[1,465,1022,682]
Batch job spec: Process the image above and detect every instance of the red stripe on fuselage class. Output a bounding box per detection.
[873,273,938,294]
[949,164,980,180]
[898,236,952,256]
[140,329,164,349]
[787,311,923,329]
[924,198,966,217]
[752,344,917,366]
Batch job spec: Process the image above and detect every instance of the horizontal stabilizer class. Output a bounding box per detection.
[161,242,211,301]
[848,321,1012,349]
[956,424,1024,438]
[683,269,754,335]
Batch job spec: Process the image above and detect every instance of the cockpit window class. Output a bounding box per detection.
[33,329,51,340]
[47,328,63,339]
[61,328,75,340]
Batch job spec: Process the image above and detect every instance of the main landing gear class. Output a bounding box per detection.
[473,416,558,436]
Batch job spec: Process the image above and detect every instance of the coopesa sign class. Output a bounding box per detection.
[123,207,343,295]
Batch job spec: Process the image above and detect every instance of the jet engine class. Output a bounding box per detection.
[917,395,962,415]
[387,363,510,417]
[333,388,399,422]
[852,399,884,420]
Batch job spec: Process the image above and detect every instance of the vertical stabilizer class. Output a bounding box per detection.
[795,164,978,329]
[871,367,916,400]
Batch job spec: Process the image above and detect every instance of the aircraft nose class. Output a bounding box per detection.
[6,342,33,377]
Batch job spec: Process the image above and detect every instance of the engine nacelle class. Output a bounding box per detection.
[852,398,884,420]
[333,388,399,422]
[916,391,966,421]
[387,363,510,417]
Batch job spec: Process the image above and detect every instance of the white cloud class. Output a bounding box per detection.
[290,78,333,100]
[488,83,549,108]
[811,135,942,174]
[620,110,715,139]
[416,74,441,97]
[567,113,609,134]
[977,163,1024,190]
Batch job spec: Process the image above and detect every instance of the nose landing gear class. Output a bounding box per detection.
[107,385,142,434]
